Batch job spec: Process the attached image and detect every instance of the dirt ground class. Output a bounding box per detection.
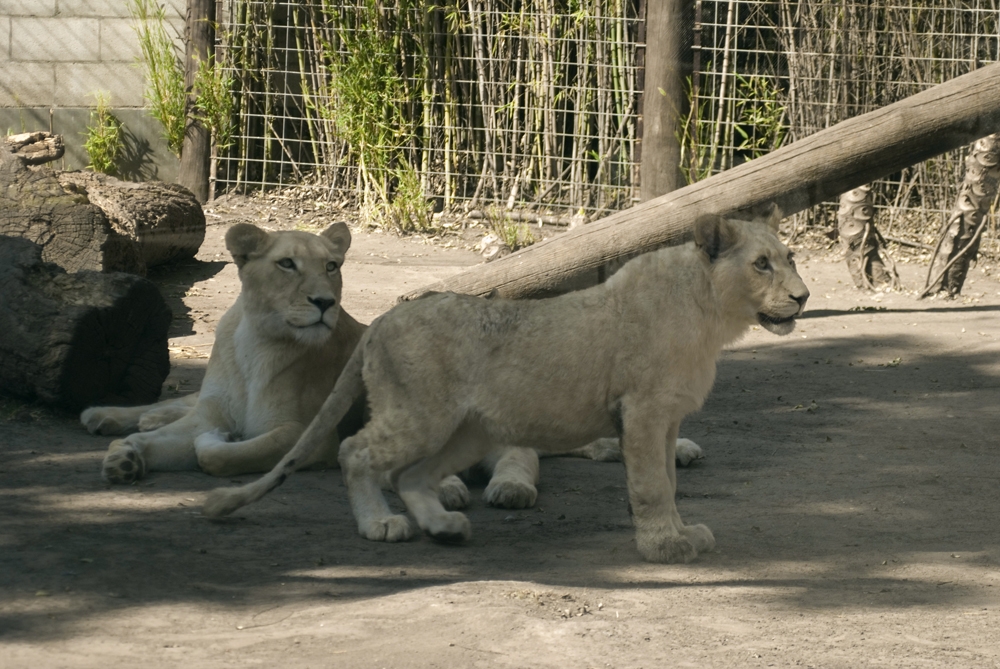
[2,194,1000,668]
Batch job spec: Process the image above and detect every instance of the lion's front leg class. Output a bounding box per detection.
[82,393,198,436]
[193,422,335,477]
[102,411,215,483]
[619,407,714,563]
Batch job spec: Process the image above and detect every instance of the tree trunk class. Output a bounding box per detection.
[638,0,692,201]
[57,172,205,268]
[400,62,1000,301]
[0,144,144,274]
[177,0,215,203]
[0,237,172,411]
[924,133,1000,297]
[836,186,897,290]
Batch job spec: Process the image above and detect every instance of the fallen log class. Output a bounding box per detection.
[0,143,143,274]
[402,62,1000,301]
[58,171,205,268]
[0,141,205,274]
[0,236,172,411]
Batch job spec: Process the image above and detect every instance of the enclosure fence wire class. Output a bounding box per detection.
[691,0,1000,249]
[215,0,644,219]
[215,0,1000,241]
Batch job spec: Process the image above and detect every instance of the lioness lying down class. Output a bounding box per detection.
[204,210,808,563]
[79,222,544,518]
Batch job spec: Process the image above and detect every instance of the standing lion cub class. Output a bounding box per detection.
[204,211,809,563]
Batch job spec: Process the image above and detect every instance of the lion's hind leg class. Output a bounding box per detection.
[481,447,539,509]
[393,422,495,543]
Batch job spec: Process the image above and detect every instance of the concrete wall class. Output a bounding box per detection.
[0,0,185,181]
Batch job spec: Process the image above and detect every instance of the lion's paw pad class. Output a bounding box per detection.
[484,478,538,509]
[102,444,146,484]
[438,475,470,510]
[361,515,413,542]
[676,438,704,467]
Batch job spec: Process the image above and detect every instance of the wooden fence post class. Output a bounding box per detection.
[177,0,215,203]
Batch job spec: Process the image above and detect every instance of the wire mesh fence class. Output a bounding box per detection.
[215,0,1000,238]
[215,0,644,223]
[691,0,1000,245]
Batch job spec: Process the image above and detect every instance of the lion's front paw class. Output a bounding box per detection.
[675,438,704,467]
[102,440,146,484]
[360,514,414,542]
[635,530,700,564]
[82,408,128,436]
[484,478,537,509]
[439,475,470,510]
[426,511,472,544]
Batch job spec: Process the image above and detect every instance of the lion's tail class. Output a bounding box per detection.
[201,341,367,518]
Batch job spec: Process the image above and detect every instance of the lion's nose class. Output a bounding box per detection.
[793,289,810,311]
[308,296,338,314]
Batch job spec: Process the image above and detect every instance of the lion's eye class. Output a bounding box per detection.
[326,261,339,272]
[754,256,770,271]
[787,253,796,268]
[276,258,295,270]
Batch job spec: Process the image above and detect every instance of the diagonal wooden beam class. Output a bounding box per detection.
[401,62,1000,301]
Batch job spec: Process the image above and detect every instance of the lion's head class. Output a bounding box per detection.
[225,222,352,345]
[694,208,809,336]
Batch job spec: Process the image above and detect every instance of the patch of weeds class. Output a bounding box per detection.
[83,92,125,177]
[129,0,186,156]
[193,53,235,152]
[486,206,536,251]
[0,397,47,424]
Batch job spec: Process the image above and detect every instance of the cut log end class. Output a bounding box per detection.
[0,237,172,411]
[58,276,173,410]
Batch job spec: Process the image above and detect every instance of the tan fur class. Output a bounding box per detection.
[203,210,808,563]
[81,222,364,483]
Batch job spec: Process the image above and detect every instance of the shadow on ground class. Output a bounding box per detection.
[2,322,998,642]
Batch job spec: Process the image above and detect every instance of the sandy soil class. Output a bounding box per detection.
[2,196,1000,668]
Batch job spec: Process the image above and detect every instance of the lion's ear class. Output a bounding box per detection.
[753,202,783,232]
[321,221,352,255]
[693,214,742,262]
[225,223,271,268]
